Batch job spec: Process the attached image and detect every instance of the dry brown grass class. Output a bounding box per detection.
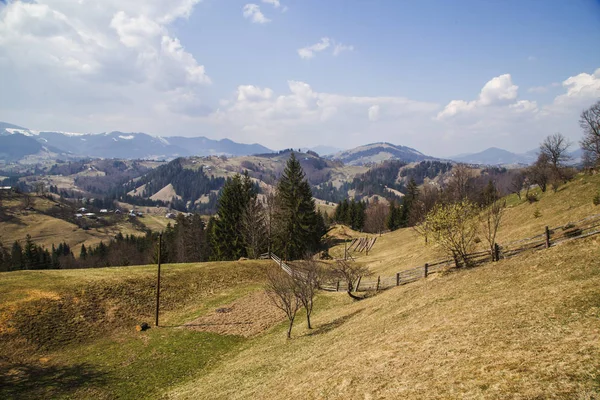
[169,236,600,400]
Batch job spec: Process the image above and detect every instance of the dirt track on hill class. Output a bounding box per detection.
[184,291,285,337]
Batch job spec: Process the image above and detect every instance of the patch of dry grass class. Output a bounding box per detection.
[170,236,600,399]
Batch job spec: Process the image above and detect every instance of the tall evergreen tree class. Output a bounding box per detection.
[273,153,321,260]
[11,241,23,271]
[401,178,419,227]
[212,172,256,260]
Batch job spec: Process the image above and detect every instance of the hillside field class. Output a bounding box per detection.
[0,172,599,399]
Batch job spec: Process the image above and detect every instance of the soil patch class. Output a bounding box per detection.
[184,291,285,337]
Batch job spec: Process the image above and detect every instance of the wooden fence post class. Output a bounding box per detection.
[336,281,340,292]
[545,226,551,248]
[424,263,429,278]
[376,276,380,291]
[355,276,362,292]
[155,233,162,327]
[396,272,400,286]
[494,243,500,261]
[344,240,347,261]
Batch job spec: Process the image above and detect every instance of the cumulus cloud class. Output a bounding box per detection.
[243,4,270,24]
[437,74,525,119]
[0,0,210,126]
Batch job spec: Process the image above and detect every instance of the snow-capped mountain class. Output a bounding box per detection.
[0,122,272,161]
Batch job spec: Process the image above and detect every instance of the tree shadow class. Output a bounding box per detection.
[306,309,364,337]
[0,360,109,399]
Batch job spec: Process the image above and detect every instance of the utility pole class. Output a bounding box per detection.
[155,233,162,327]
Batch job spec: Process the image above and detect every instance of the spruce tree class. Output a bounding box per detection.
[213,172,256,260]
[273,153,320,260]
[11,241,23,271]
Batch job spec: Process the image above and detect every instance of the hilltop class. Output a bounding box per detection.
[329,142,433,166]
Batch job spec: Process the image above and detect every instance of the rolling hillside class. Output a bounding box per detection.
[1,172,599,399]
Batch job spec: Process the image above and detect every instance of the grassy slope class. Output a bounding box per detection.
[0,260,271,399]
[170,236,600,399]
[327,173,600,277]
[0,193,165,249]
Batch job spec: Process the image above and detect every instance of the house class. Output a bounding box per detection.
[75,213,83,218]
[100,209,108,213]
[136,212,143,217]
[165,212,176,219]
[77,207,87,212]
[128,212,136,217]
[114,209,122,214]
[84,213,97,219]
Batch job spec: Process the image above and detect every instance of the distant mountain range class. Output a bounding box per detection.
[0,122,272,162]
[328,142,433,165]
[448,147,584,166]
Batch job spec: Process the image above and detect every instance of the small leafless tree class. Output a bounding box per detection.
[480,200,505,261]
[265,267,301,339]
[331,260,371,300]
[364,199,388,235]
[445,164,474,202]
[580,100,600,167]
[528,153,552,192]
[292,258,322,329]
[540,133,571,183]
[510,171,526,200]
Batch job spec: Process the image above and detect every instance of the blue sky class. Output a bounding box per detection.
[0,0,599,156]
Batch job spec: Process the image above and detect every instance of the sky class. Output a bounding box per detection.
[0,0,599,157]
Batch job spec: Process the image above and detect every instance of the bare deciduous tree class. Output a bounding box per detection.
[292,258,322,329]
[540,133,571,183]
[528,153,552,192]
[480,200,505,261]
[265,267,301,339]
[364,198,388,235]
[510,171,527,200]
[445,164,474,202]
[580,100,600,167]
[331,260,371,300]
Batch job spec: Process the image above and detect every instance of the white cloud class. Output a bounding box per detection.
[368,105,380,121]
[262,0,281,8]
[333,43,354,56]
[243,4,270,24]
[208,80,439,148]
[297,37,331,59]
[552,68,600,107]
[437,74,524,119]
[0,0,211,129]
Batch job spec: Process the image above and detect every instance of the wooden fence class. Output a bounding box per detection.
[326,213,600,292]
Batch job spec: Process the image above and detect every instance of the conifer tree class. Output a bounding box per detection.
[11,241,23,271]
[80,244,87,260]
[273,153,320,260]
[213,172,256,260]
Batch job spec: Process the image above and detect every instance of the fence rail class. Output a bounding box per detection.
[265,214,600,294]
[328,213,600,293]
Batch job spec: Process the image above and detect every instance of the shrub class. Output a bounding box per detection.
[593,192,600,206]
[533,208,542,218]
[526,193,538,203]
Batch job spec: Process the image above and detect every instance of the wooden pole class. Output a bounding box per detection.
[344,240,347,261]
[155,233,162,327]
[424,263,429,278]
[545,226,551,248]
[376,276,381,291]
[494,243,500,261]
[396,272,400,286]
[336,281,340,292]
